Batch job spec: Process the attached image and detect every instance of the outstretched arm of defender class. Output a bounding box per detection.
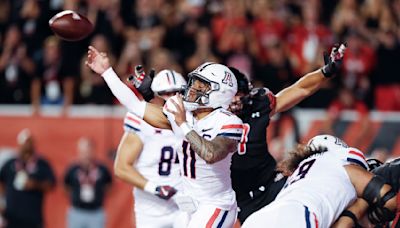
[86,46,170,129]
[272,43,346,116]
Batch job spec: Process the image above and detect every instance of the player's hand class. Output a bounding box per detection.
[127,65,155,101]
[85,46,111,75]
[321,43,347,77]
[228,95,243,115]
[166,94,187,126]
[155,185,177,200]
[144,181,177,200]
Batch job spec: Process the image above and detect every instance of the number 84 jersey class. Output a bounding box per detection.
[123,112,181,190]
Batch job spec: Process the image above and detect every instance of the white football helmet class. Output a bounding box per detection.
[307,134,349,152]
[183,62,237,111]
[151,69,187,95]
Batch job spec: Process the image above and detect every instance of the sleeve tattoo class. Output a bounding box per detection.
[185,131,238,164]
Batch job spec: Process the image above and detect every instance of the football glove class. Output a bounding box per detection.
[321,43,347,78]
[144,181,177,200]
[127,65,155,101]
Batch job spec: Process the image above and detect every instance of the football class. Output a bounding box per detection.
[49,10,93,41]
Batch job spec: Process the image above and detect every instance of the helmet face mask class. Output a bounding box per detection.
[184,74,219,107]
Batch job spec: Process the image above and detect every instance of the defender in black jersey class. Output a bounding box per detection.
[229,69,287,222]
[229,43,347,223]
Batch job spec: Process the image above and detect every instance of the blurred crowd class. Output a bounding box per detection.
[0,130,112,228]
[0,0,400,114]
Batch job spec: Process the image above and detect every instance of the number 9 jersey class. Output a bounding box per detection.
[123,112,181,217]
[276,146,369,228]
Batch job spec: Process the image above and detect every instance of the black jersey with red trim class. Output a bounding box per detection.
[231,87,278,196]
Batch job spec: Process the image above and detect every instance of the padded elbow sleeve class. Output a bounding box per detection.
[362,175,397,224]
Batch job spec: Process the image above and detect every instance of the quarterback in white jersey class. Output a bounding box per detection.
[164,99,242,227]
[114,69,187,228]
[86,47,243,228]
[243,135,396,228]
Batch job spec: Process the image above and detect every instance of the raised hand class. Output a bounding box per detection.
[321,43,347,78]
[85,46,111,75]
[127,65,155,101]
[165,94,187,126]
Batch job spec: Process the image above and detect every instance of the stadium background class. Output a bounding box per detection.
[0,0,399,227]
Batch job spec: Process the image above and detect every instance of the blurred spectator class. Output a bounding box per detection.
[360,0,386,34]
[0,148,14,228]
[212,0,248,56]
[186,27,219,71]
[254,40,295,93]
[0,129,56,228]
[123,0,165,54]
[0,0,398,111]
[372,28,400,111]
[16,0,51,57]
[84,0,124,54]
[148,48,182,73]
[341,30,376,103]
[31,36,74,115]
[287,1,332,75]
[331,0,362,39]
[115,41,142,77]
[393,0,400,31]
[249,0,286,64]
[225,30,253,79]
[79,34,116,104]
[0,0,10,37]
[322,87,371,148]
[159,0,200,64]
[64,137,112,228]
[0,25,35,104]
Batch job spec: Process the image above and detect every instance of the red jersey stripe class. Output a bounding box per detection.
[349,150,366,160]
[221,124,243,129]
[313,212,319,228]
[126,115,141,125]
[206,208,221,228]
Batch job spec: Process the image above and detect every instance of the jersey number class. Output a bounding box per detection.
[238,124,250,155]
[288,159,316,185]
[158,146,175,176]
[182,141,196,179]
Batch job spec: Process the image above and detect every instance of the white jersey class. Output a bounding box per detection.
[123,112,181,216]
[276,147,369,228]
[164,99,243,210]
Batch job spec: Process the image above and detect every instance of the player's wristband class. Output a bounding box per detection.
[340,210,362,228]
[144,181,157,194]
[180,122,192,136]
